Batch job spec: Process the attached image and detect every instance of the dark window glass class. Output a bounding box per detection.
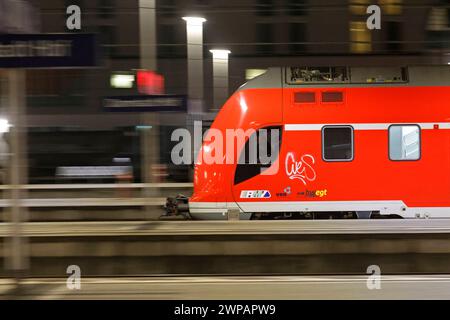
[234,126,282,185]
[322,127,353,161]
[294,92,315,103]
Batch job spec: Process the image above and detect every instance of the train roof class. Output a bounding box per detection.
[240,65,450,90]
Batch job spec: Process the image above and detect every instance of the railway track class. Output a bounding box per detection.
[1,219,450,237]
[2,219,450,277]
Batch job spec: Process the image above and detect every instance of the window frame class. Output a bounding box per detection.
[388,124,421,162]
[233,126,282,185]
[322,125,354,162]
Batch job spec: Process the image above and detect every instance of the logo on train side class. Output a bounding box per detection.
[240,190,271,199]
[285,152,317,186]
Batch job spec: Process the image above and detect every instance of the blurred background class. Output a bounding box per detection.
[0,0,449,187]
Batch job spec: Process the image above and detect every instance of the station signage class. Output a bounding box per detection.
[0,33,97,68]
[104,95,188,113]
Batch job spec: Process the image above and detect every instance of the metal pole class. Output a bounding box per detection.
[210,50,231,111]
[183,17,206,180]
[139,0,157,72]
[183,17,206,113]
[139,0,160,219]
[4,69,29,282]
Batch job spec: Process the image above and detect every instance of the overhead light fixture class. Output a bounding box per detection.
[210,49,231,59]
[136,125,153,131]
[0,119,10,133]
[111,74,135,89]
[182,17,206,25]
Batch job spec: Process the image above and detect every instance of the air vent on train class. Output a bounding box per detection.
[294,92,316,103]
[322,91,344,103]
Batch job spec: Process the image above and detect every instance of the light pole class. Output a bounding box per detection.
[210,49,231,111]
[139,0,157,71]
[139,0,159,218]
[183,17,206,113]
[0,118,10,175]
[4,69,29,281]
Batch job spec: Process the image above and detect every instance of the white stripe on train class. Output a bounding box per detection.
[285,123,450,131]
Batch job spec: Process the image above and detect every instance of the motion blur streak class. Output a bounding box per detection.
[3,276,450,300]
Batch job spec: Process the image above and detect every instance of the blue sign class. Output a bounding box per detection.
[0,33,97,68]
[104,95,188,113]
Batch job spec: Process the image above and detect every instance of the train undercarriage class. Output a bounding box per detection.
[165,196,403,220]
[251,211,403,220]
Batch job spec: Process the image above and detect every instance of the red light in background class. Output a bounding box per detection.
[137,70,165,95]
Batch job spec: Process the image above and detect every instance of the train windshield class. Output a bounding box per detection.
[234,126,282,185]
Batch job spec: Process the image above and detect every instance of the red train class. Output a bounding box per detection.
[189,66,450,220]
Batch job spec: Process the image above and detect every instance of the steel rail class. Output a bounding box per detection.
[1,220,450,237]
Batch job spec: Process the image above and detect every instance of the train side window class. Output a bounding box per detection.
[234,126,282,185]
[322,126,354,161]
[389,125,421,161]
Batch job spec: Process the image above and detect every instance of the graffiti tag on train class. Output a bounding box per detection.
[285,152,317,185]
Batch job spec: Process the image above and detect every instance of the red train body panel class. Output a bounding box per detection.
[190,66,450,219]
